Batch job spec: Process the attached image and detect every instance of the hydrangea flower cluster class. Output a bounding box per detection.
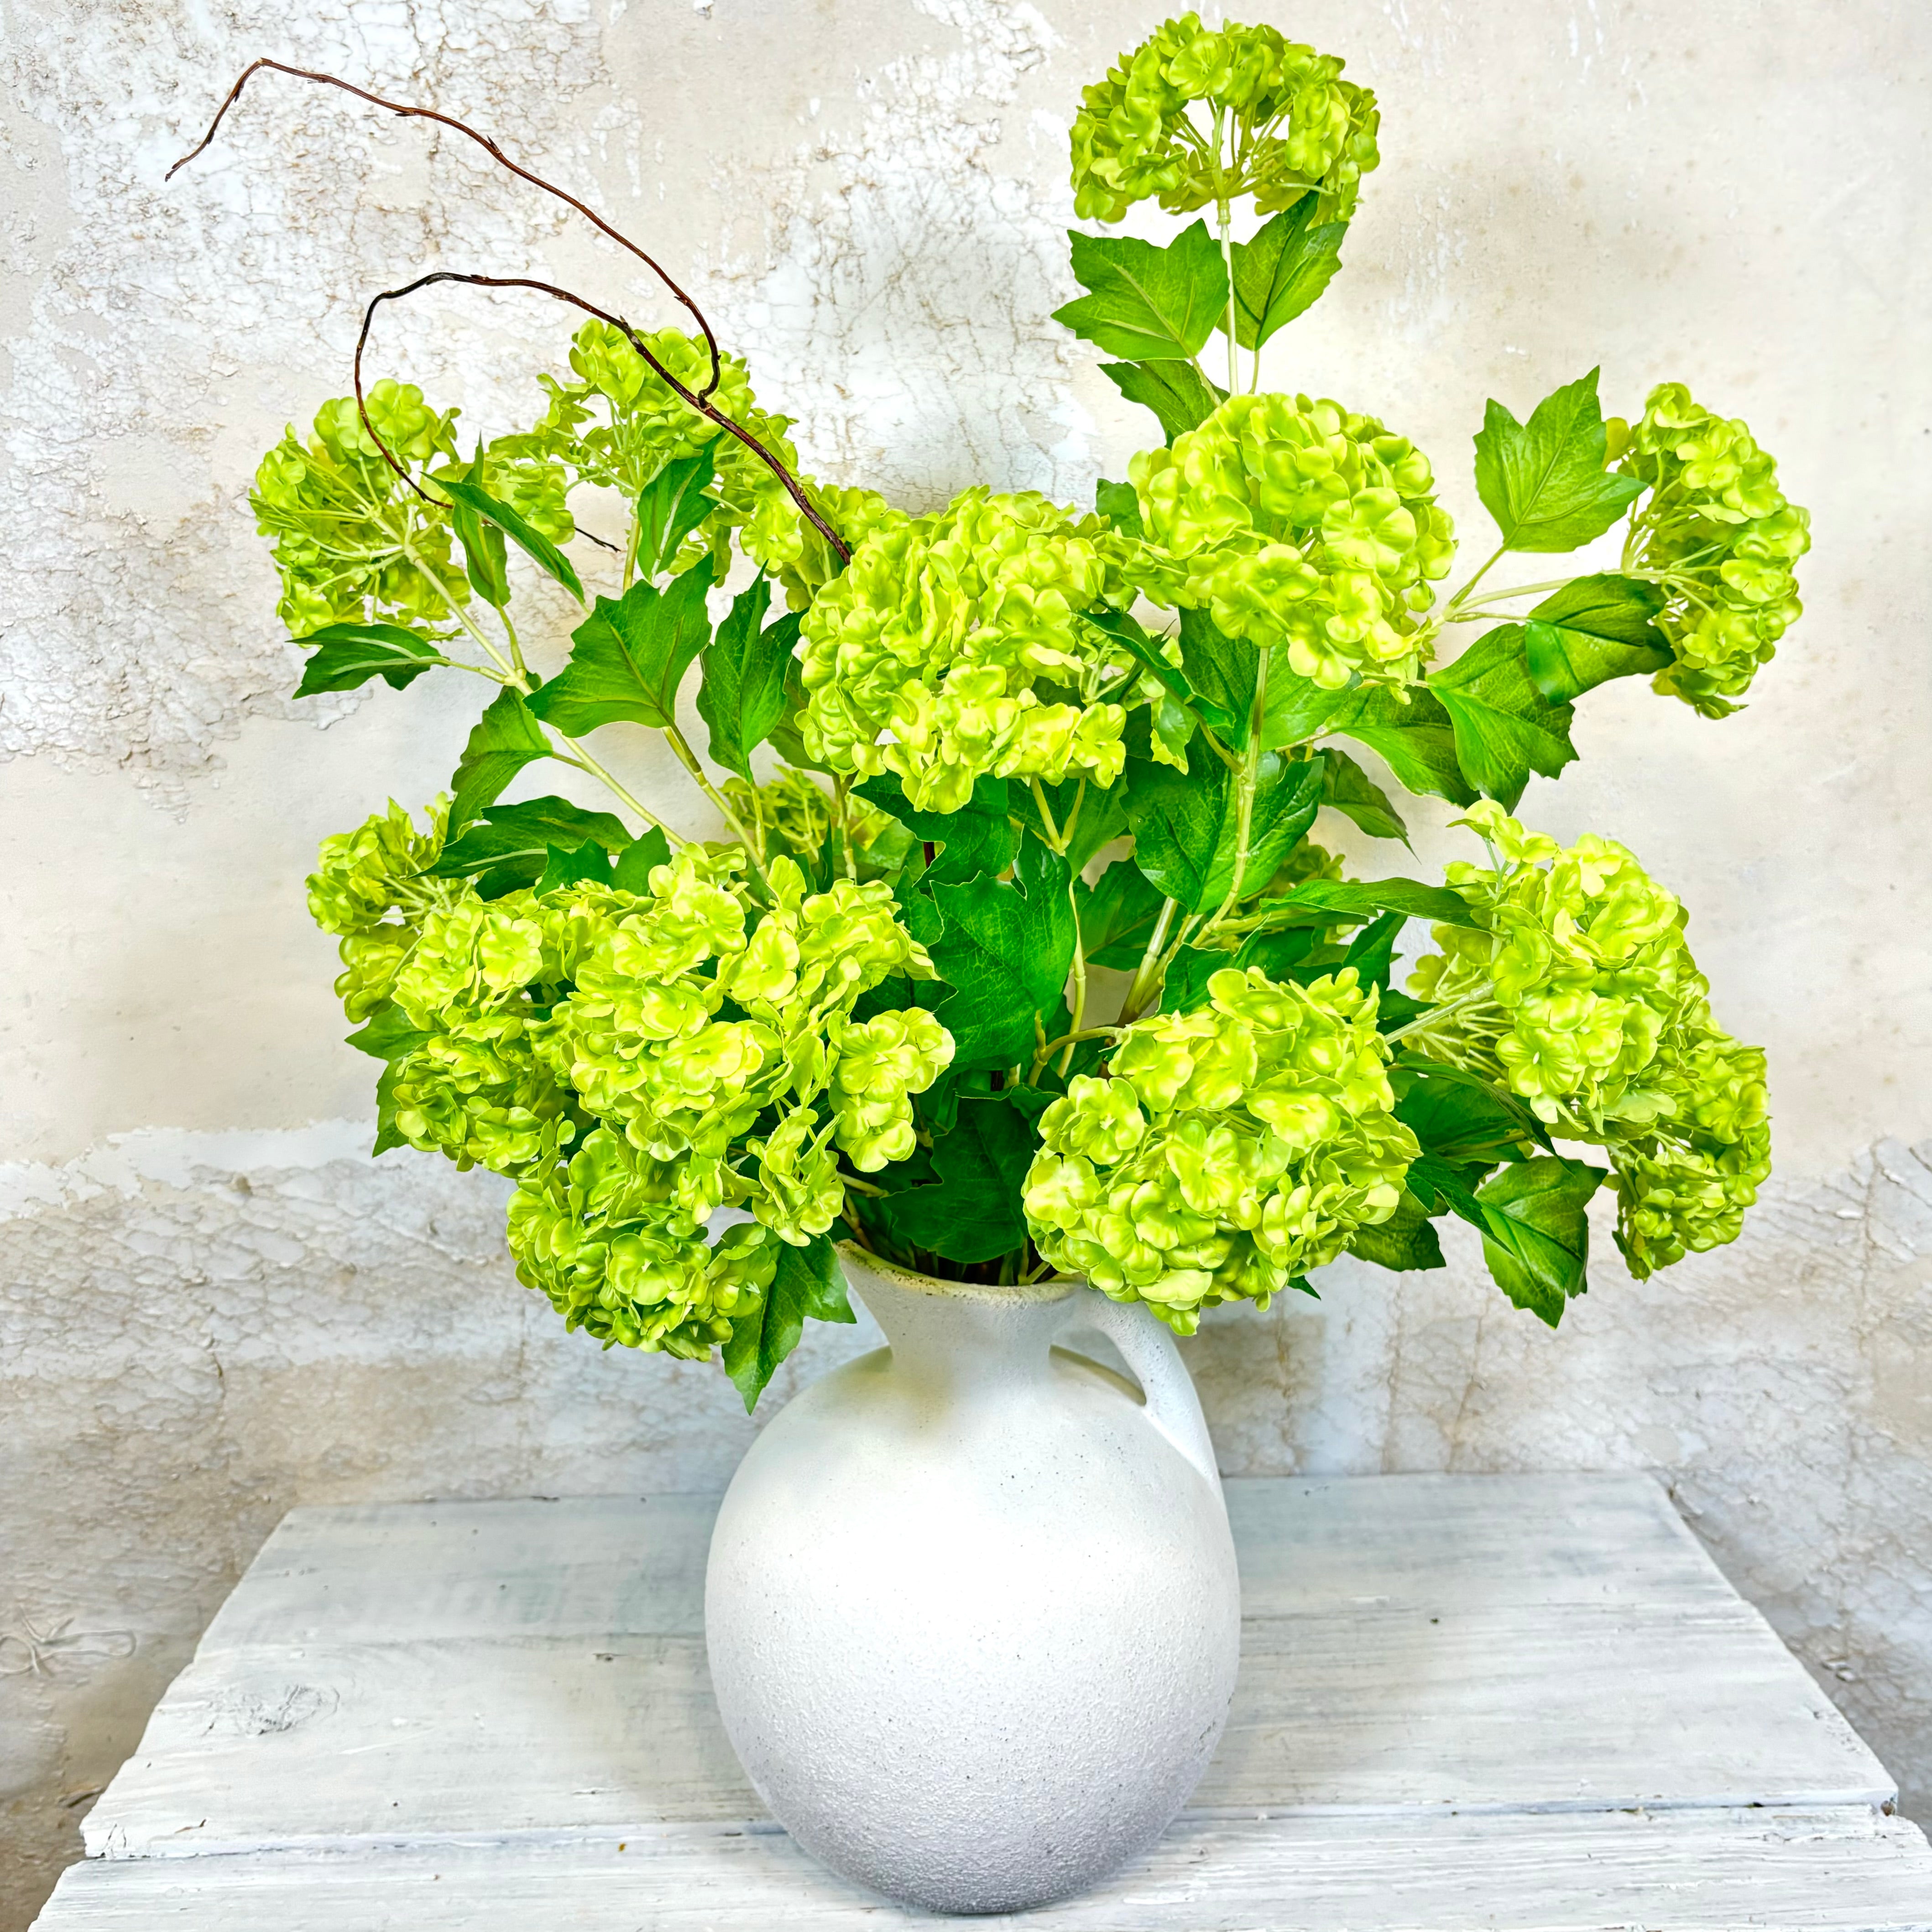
[1023,966,1417,1331]
[1130,392,1457,688]
[307,797,459,1020]
[309,814,953,1355]
[490,321,901,605]
[1405,804,1770,1277]
[798,488,1142,812]
[252,380,467,637]
[1070,12,1380,222]
[1615,382,1810,718]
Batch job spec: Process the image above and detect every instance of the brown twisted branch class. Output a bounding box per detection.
[169,60,850,564]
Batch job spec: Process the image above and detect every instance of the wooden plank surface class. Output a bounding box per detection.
[39,1808,1932,1932]
[84,1476,1893,1860]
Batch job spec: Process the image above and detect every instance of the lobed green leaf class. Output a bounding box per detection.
[528,557,717,737]
[1054,221,1230,361]
[1471,368,1645,553]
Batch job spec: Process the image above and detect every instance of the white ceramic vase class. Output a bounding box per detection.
[704,1243,1241,1915]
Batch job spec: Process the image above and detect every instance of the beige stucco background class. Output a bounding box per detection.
[2,0,1928,1922]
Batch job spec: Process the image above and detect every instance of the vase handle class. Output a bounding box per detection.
[1058,1291,1223,1499]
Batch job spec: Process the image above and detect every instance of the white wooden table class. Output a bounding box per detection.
[32,1475,1932,1929]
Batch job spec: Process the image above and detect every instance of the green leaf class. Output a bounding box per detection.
[345,1002,430,1063]
[697,576,799,781]
[856,775,1017,885]
[1099,360,1227,444]
[1344,1190,1446,1272]
[1084,607,1237,735]
[449,687,554,832]
[928,833,1076,1070]
[449,446,510,608]
[611,827,673,893]
[293,623,445,696]
[1522,574,1673,701]
[1125,738,1325,913]
[723,1232,853,1412]
[1228,199,1347,350]
[1261,669,1478,807]
[765,658,832,775]
[372,1057,410,1157]
[876,1097,1039,1265]
[1077,858,1169,969]
[1054,222,1230,361]
[1426,626,1577,810]
[1472,1156,1607,1327]
[1260,875,1479,929]
[535,838,615,894]
[1094,476,1144,539]
[435,474,585,602]
[1405,1150,1605,1328]
[636,440,720,581]
[1394,1065,1548,1166]
[1157,941,1223,1015]
[1471,368,1646,553]
[527,557,717,737]
[1320,747,1407,843]
[1230,923,1322,980]
[1178,606,1259,742]
[430,795,632,896]
[1342,909,1404,992]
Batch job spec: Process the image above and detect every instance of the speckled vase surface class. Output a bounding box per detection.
[704,1244,1241,1915]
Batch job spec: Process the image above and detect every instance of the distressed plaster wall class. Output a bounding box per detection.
[0,0,1927,1924]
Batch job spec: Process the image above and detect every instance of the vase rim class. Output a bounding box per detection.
[835,1240,1081,1306]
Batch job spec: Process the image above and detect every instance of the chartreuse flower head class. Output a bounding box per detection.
[1131,392,1456,688]
[1616,382,1810,718]
[1023,966,1417,1332]
[1406,803,1770,1276]
[490,319,901,604]
[798,487,1142,813]
[1071,13,1380,223]
[307,798,458,1021]
[316,817,952,1358]
[253,381,467,637]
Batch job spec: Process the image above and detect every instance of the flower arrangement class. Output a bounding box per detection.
[179,16,1797,1407]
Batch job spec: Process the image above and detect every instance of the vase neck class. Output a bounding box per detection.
[839,1247,1076,1400]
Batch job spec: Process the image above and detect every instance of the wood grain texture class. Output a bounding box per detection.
[38,1809,1932,1931]
[84,1476,1892,1860]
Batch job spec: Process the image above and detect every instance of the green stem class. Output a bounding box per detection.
[496,604,531,682]
[1120,895,1179,1023]
[1384,987,1499,1046]
[833,775,858,883]
[1030,1025,1121,1081]
[664,725,772,892]
[1194,644,1271,948]
[1212,109,1240,397]
[1029,778,1090,1079]
[1443,543,1508,617]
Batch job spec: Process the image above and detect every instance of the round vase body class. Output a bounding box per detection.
[704,1247,1241,1915]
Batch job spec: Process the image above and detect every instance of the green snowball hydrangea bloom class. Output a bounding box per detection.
[1617,382,1810,718]
[1405,803,1770,1277]
[1023,965,1417,1332]
[1130,392,1456,689]
[798,487,1142,813]
[307,798,459,1021]
[489,320,900,606]
[1071,13,1380,223]
[506,1128,781,1354]
[252,381,467,638]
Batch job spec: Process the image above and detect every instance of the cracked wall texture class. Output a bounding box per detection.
[1,0,1927,1924]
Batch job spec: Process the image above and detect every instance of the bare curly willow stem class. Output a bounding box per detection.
[167,59,850,564]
